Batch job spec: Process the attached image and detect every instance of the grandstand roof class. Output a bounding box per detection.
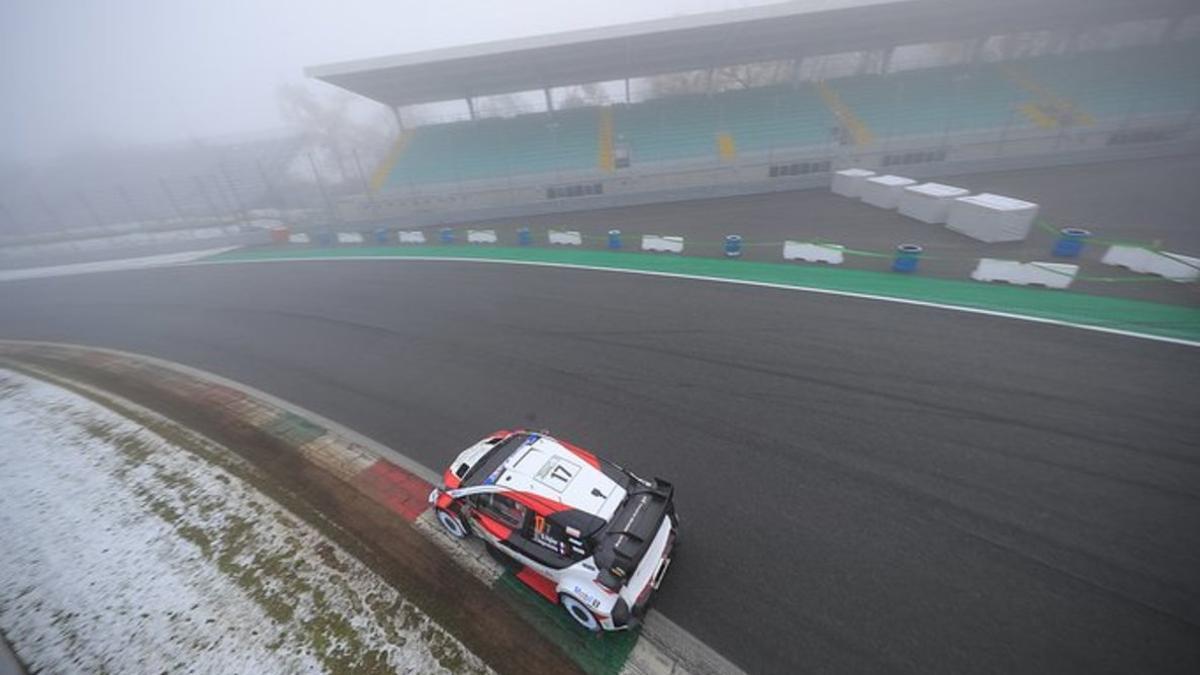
[307,0,1194,107]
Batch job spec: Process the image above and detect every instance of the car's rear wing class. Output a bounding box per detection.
[593,477,674,590]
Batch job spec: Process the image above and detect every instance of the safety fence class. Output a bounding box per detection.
[280,217,1199,292]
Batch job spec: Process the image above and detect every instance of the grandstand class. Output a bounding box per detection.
[304,0,1199,223]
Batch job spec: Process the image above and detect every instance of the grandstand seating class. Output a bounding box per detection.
[380,39,1200,189]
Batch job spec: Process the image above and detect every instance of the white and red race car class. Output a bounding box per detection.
[428,430,678,631]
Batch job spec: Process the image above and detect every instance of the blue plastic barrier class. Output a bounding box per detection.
[724,235,743,258]
[608,230,622,250]
[517,227,532,246]
[316,231,335,247]
[373,228,390,245]
[440,227,454,244]
[1052,228,1091,258]
[892,244,923,273]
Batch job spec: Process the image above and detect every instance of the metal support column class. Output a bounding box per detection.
[466,96,477,121]
[544,87,555,113]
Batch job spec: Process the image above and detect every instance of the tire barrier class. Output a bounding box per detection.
[784,241,844,264]
[947,194,1039,243]
[642,235,685,253]
[861,175,917,209]
[288,232,311,244]
[607,229,622,250]
[517,228,532,246]
[336,232,364,244]
[831,168,875,198]
[724,235,743,258]
[892,244,923,273]
[971,259,1078,289]
[1101,245,1200,282]
[548,230,582,246]
[1051,228,1091,258]
[398,230,426,244]
[898,183,969,224]
[439,228,454,244]
[467,229,498,244]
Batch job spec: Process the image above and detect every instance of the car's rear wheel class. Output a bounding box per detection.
[435,508,469,539]
[559,593,602,632]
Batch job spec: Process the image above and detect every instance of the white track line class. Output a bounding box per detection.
[194,255,1200,349]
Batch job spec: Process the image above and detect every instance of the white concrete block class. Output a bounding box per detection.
[831,168,875,198]
[336,232,364,244]
[397,230,426,244]
[971,259,1027,284]
[641,235,684,253]
[783,241,845,264]
[1023,262,1079,289]
[1152,252,1200,282]
[467,229,498,244]
[193,227,224,240]
[1100,245,1154,272]
[898,183,970,224]
[288,233,310,244]
[1103,245,1200,282]
[548,230,582,246]
[946,193,1039,243]
[860,175,917,209]
[971,259,1077,288]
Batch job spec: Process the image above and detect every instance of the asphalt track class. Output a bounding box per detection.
[2,260,1199,674]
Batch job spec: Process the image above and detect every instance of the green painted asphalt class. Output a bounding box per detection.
[494,572,639,675]
[209,246,1200,344]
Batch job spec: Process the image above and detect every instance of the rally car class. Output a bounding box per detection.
[428,430,677,631]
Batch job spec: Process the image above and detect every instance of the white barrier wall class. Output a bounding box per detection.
[548,230,582,246]
[861,175,917,209]
[946,193,1039,243]
[971,258,1078,289]
[288,233,311,244]
[467,229,498,244]
[783,241,845,264]
[898,183,970,224]
[337,232,364,244]
[1101,245,1200,282]
[398,231,426,244]
[642,235,685,253]
[831,168,875,198]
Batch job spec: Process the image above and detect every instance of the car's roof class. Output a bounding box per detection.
[484,433,626,521]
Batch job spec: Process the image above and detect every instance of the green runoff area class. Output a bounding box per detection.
[209,246,1200,345]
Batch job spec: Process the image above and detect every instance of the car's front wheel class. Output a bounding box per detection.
[435,508,469,539]
[559,593,602,632]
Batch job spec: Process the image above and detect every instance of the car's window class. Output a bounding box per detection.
[475,493,527,529]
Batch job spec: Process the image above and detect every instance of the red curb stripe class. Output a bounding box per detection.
[354,459,432,522]
[516,567,560,603]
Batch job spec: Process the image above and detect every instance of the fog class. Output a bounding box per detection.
[1,0,779,163]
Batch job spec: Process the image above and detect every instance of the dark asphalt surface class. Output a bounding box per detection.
[2,260,1199,674]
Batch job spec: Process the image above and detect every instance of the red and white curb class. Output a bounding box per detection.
[0,340,743,675]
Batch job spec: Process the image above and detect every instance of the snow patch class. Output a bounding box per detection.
[0,369,491,675]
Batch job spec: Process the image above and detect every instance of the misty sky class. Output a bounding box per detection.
[1,0,781,162]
